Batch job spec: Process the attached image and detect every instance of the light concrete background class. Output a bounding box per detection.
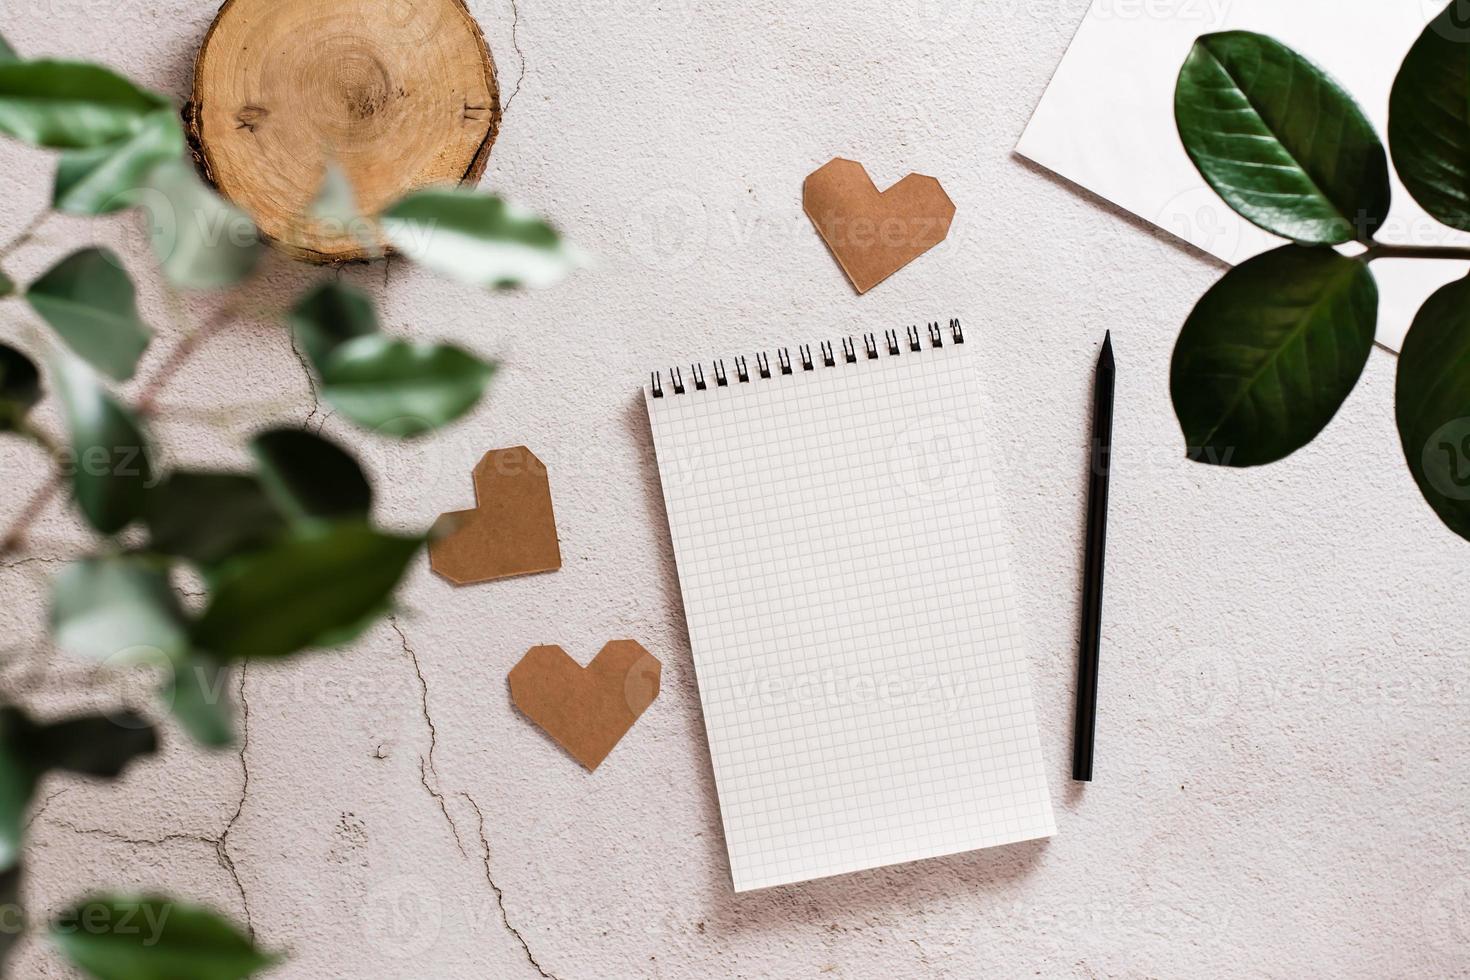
[1,0,1468,977]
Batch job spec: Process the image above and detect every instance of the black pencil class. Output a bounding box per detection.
[1073,331,1113,782]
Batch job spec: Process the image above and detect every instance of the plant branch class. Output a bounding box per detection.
[0,475,64,558]
[2,307,241,555]
[0,210,51,261]
[0,421,67,557]
[1360,242,1470,263]
[134,307,237,417]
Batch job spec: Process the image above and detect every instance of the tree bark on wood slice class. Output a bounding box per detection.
[186,0,499,263]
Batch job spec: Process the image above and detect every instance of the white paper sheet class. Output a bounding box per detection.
[644,335,1055,891]
[1016,0,1469,352]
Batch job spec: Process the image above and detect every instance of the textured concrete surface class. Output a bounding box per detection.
[1,1,1468,977]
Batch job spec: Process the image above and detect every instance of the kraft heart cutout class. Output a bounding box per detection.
[803,157,956,294]
[509,641,661,771]
[429,446,562,585]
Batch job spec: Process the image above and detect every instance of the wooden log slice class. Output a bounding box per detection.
[187,0,499,262]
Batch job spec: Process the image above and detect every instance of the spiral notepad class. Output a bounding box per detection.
[644,320,1055,892]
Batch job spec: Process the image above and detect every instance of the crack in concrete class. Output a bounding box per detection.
[908,938,940,974]
[390,616,467,858]
[504,0,527,114]
[0,555,65,569]
[287,329,328,432]
[388,620,552,975]
[50,818,217,850]
[461,793,557,980]
[26,789,70,829]
[388,618,553,975]
[418,757,466,858]
[48,781,256,944]
[218,665,256,938]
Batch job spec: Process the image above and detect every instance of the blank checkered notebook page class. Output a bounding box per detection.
[644,330,1054,891]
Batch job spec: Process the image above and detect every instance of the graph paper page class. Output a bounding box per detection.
[644,338,1054,891]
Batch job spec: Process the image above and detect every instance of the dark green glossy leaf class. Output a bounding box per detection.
[143,158,262,290]
[0,864,20,973]
[27,713,158,778]
[0,60,169,149]
[145,472,286,566]
[308,601,393,648]
[1171,246,1377,466]
[51,556,186,665]
[51,355,152,534]
[55,109,184,215]
[379,187,578,289]
[1396,274,1470,540]
[27,247,150,381]
[249,428,372,522]
[165,657,233,748]
[0,343,40,433]
[321,335,495,438]
[53,896,277,980]
[193,522,420,659]
[287,281,377,371]
[1389,6,1470,232]
[0,707,156,872]
[0,34,17,62]
[1175,31,1389,244]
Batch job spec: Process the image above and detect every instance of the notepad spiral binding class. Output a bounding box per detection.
[650,318,963,397]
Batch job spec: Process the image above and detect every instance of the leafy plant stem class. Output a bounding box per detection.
[2,305,237,554]
[0,419,66,556]
[0,474,63,557]
[134,307,236,417]
[1360,242,1470,262]
[0,210,50,260]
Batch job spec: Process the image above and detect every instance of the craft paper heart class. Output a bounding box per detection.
[429,446,561,585]
[803,157,956,293]
[509,641,661,771]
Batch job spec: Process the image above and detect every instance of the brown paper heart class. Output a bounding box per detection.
[509,641,661,771]
[429,446,562,585]
[803,157,955,293]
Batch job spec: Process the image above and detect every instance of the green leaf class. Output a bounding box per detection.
[165,657,233,748]
[51,556,187,665]
[27,713,159,778]
[1395,274,1470,540]
[0,268,12,297]
[379,187,579,289]
[287,281,377,371]
[1175,31,1390,244]
[52,355,152,533]
[0,60,169,149]
[0,343,41,433]
[1171,245,1377,467]
[1389,6,1470,232]
[53,896,277,980]
[0,865,21,973]
[55,109,185,215]
[27,247,150,381]
[0,707,156,872]
[0,34,17,63]
[249,428,372,523]
[307,601,393,649]
[193,522,420,659]
[321,335,495,438]
[145,472,285,567]
[143,158,262,290]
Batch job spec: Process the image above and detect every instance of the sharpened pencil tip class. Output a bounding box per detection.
[1098,331,1113,371]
